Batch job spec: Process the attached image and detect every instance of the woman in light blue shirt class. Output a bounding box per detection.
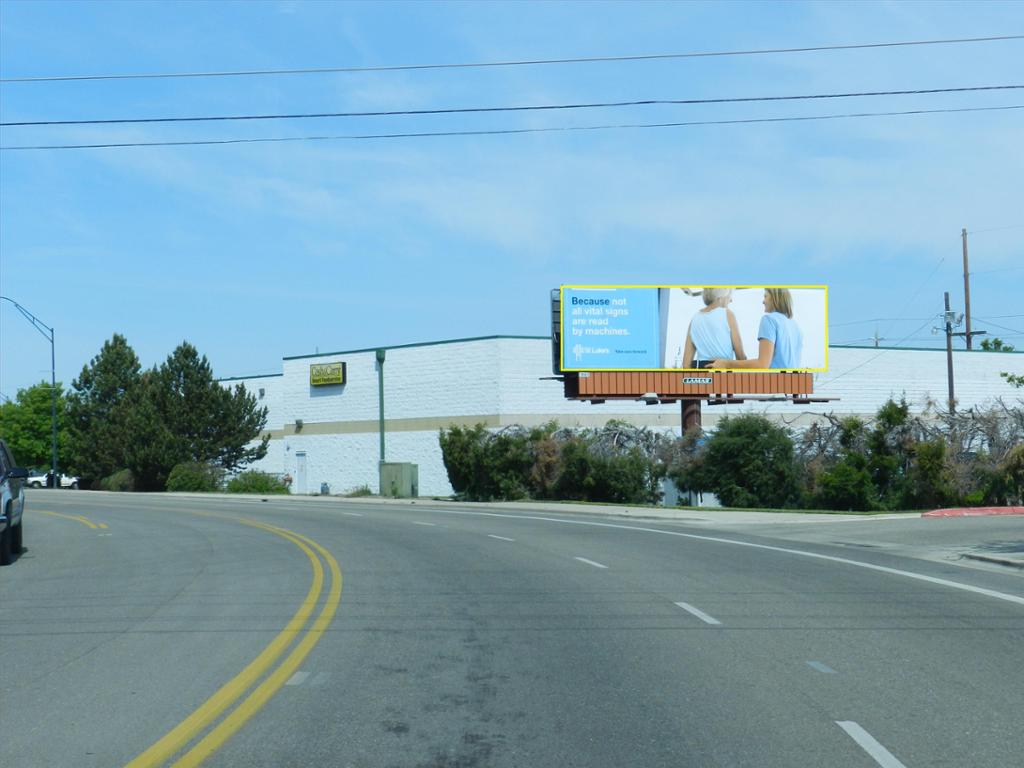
[709,288,803,370]
[682,288,746,368]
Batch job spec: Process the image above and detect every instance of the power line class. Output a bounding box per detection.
[818,316,940,387]
[4,103,1021,152]
[972,265,1024,276]
[968,223,1024,235]
[974,317,1024,335]
[878,254,947,343]
[4,34,1022,83]
[829,316,931,328]
[6,84,1021,127]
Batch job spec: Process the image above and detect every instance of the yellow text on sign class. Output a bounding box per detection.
[309,362,345,386]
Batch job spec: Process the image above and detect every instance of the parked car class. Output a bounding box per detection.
[27,468,79,489]
[1,440,28,565]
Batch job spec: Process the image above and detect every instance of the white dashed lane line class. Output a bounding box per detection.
[807,661,837,674]
[487,534,516,542]
[836,721,908,768]
[342,512,363,517]
[673,601,722,625]
[573,557,609,569]
[411,521,437,527]
[285,671,311,686]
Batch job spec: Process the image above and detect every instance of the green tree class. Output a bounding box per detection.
[151,342,269,474]
[0,381,68,470]
[1002,372,1024,388]
[66,334,142,483]
[66,336,269,491]
[980,337,1015,352]
[681,415,800,508]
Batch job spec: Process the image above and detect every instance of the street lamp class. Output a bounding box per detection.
[0,296,58,485]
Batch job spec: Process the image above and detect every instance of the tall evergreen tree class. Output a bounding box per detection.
[153,342,269,472]
[66,334,142,482]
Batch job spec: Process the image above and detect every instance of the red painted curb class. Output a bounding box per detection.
[922,506,1024,518]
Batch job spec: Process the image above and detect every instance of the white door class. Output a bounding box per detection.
[295,452,307,494]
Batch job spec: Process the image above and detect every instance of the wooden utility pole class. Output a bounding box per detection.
[962,228,973,349]
[944,291,956,412]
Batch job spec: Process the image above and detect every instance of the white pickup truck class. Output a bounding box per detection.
[28,469,79,489]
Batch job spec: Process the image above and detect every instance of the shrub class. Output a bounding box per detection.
[681,415,800,508]
[438,421,664,504]
[552,440,662,504]
[99,468,135,492]
[816,453,877,511]
[345,484,374,497]
[227,471,289,494]
[999,444,1024,504]
[901,439,958,509]
[166,462,223,492]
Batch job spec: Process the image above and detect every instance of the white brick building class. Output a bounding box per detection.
[221,336,1023,497]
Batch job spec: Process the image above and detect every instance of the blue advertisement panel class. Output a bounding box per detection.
[560,287,661,369]
[559,285,829,372]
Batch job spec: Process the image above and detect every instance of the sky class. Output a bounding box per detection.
[1,0,1022,399]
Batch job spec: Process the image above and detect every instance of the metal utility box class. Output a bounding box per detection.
[380,462,419,498]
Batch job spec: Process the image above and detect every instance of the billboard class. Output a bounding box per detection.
[560,285,828,372]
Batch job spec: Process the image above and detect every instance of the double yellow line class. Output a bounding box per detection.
[125,515,342,768]
[36,509,108,529]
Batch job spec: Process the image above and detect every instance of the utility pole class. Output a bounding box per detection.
[375,348,386,472]
[962,228,973,349]
[944,292,956,412]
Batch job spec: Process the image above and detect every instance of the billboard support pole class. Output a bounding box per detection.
[681,400,701,432]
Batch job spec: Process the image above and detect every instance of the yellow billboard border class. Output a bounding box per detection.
[559,284,829,373]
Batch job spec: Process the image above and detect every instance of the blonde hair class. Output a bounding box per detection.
[764,288,794,318]
[702,288,733,306]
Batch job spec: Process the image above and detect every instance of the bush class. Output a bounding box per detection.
[438,421,664,504]
[438,424,536,501]
[816,453,877,511]
[345,484,374,497]
[901,439,958,509]
[227,471,289,494]
[552,440,662,504]
[680,415,800,508]
[98,468,135,492]
[166,462,223,492]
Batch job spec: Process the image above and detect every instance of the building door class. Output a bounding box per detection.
[295,452,307,494]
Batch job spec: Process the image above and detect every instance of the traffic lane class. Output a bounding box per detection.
[301,499,1024,599]
[26,495,1024,766]
[197,507,857,768]
[243,500,1024,767]
[726,514,1024,565]
[1,503,320,768]
[368,504,1024,768]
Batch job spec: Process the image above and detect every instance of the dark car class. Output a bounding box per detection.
[1,439,28,565]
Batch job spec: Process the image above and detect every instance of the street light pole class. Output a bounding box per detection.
[0,296,58,483]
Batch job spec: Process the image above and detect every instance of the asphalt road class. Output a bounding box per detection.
[3,491,1023,768]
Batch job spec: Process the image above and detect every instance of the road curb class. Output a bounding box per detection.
[960,553,1024,570]
[923,506,1024,518]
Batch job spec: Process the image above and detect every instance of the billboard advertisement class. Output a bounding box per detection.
[560,285,828,372]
